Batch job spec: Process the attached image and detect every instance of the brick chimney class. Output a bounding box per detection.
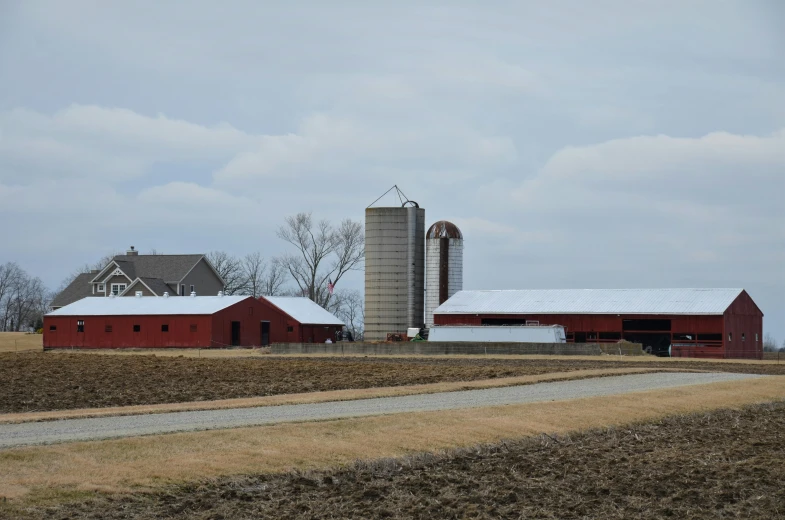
[127,246,138,256]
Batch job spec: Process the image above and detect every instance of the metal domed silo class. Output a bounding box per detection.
[364,202,426,341]
[425,220,463,328]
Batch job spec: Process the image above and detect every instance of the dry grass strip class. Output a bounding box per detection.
[0,333,42,353]
[0,368,667,424]
[1,376,783,506]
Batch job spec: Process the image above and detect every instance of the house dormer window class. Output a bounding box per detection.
[111,283,127,295]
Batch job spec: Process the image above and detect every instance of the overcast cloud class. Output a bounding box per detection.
[1,1,783,338]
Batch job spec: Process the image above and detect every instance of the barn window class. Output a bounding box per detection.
[756,333,759,342]
[742,333,746,342]
[728,333,732,342]
[161,324,169,332]
[105,325,112,333]
[697,333,722,341]
[587,332,597,341]
[133,324,141,332]
[599,332,621,340]
[190,324,198,333]
[49,325,56,331]
[673,333,695,341]
[77,320,84,333]
[287,326,294,333]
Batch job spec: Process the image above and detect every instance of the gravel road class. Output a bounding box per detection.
[0,372,760,449]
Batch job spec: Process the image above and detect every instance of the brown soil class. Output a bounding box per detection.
[15,401,784,519]
[2,353,784,414]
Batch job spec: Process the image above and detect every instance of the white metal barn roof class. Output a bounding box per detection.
[263,297,345,325]
[47,296,251,316]
[434,289,745,316]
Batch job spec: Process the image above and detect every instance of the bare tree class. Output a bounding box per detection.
[261,258,288,297]
[332,289,364,341]
[276,213,364,308]
[243,252,266,298]
[763,333,777,352]
[55,251,122,294]
[0,263,24,330]
[0,263,48,331]
[206,251,247,295]
[241,253,290,298]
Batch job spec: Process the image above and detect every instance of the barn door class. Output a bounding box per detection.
[260,321,270,346]
[231,321,241,346]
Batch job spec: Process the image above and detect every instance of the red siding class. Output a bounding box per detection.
[43,315,213,348]
[44,297,344,348]
[433,292,763,360]
[255,298,303,343]
[254,298,342,343]
[723,290,763,360]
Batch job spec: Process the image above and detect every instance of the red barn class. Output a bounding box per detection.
[433,288,763,359]
[257,296,345,344]
[44,294,344,349]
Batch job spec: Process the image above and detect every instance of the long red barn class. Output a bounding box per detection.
[44,295,344,349]
[433,288,762,359]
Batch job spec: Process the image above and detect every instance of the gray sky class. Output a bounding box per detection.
[1,1,783,339]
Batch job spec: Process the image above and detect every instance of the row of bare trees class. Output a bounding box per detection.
[207,212,366,339]
[763,334,785,353]
[0,263,51,331]
[205,251,288,298]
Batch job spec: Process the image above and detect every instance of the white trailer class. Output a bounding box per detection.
[428,325,566,343]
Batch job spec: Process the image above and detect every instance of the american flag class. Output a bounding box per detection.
[327,278,334,295]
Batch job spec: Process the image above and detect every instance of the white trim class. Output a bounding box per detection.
[101,266,133,285]
[89,260,121,283]
[119,278,161,297]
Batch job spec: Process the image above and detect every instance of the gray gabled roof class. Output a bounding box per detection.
[93,255,205,284]
[122,277,175,296]
[50,273,97,308]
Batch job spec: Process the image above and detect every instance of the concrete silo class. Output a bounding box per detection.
[364,203,426,341]
[425,220,463,328]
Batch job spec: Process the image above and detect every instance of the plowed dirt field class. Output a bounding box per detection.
[2,353,784,413]
[17,401,785,519]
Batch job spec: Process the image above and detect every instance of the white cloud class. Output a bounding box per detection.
[0,105,260,182]
[514,129,785,213]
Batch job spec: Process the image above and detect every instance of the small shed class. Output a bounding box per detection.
[44,295,272,349]
[428,325,566,343]
[259,296,345,343]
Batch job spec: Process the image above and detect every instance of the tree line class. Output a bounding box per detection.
[0,263,51,331]
[763,334,785,353]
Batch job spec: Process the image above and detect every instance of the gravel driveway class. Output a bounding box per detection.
[0,372,760,449]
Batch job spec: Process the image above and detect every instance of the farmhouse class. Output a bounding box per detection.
[51,246,224,310]
[44,294,344,349]
[433,288,763,359]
